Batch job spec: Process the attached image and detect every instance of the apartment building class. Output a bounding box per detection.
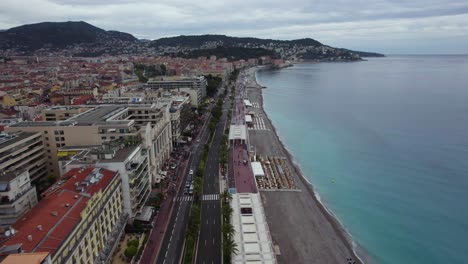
[6,104,172,183]
[146,76,207,106]
[41,106,92,121]
[0,170,38,226]
[169,96,192,146]
[0,132,47,186]
[0,167,126,264]
[61,142,151,222]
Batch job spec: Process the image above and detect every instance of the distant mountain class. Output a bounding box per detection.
[0,21,384,60]
[0,21,137,53]
[151,34,322,48]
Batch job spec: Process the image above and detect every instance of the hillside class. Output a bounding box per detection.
[151,34,322,48]
[0,21,137,53]
[173,46,278,61]
[152,34,383,61]
[0,21,384,60]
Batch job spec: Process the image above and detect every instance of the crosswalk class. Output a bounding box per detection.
[202,194,219,201]
[252,102,260,108]
[175,194,220,202]
[176,196,193,202]
[248,116,268,130]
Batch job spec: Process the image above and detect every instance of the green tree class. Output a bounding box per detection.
[160,64,167,75]
[127,239,139,247]
[125,245,138,258]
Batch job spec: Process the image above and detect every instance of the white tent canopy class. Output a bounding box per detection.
[243,99,252,107]
[245,115,253,123]
[251,162,265,177]
[229,124,247,141]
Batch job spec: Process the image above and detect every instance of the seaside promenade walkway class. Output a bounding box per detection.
[232,143,257,193]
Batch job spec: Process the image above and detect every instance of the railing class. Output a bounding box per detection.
[0,185,35,206]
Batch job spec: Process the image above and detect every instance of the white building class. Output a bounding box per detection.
[146,76,207,106]
[0,170,38,226]
[62,143,151,222]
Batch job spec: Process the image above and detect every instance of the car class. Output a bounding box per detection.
[189,184,194,195]
[170,163,177,169]
[189,169,194,175]
[196,138,200,143]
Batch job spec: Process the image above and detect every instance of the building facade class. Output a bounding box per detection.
[6,104,172,183]
[0,132,47,188]
[146,76,207,106]
[62,142,151,222]
[0,167,127,264]
[0,170,38,226]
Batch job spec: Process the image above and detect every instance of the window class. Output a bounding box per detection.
[56,144,61,148]
[45,137,49,140]
[55,137,60,141]
[44,131,48,134]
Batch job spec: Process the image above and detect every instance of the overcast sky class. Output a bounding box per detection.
[1,0,468,54]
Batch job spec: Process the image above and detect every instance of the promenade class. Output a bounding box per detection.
[232,144,256,193]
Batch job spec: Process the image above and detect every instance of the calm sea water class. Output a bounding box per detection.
[256,55,468,264]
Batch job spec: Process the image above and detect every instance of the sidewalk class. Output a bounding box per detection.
[140,157,189,264]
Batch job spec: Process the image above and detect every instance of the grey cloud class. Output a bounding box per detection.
[0,0,468,53]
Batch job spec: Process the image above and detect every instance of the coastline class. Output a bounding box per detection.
[247,66,366,264]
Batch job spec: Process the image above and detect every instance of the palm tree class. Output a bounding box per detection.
[220,189,232,204]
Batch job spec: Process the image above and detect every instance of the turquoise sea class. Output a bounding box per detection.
[256,56,468,264]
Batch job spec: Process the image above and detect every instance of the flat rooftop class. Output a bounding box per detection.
[0,131,39,150]
[232,193,276,264]
[67,105,124,122]
[1,252,49,264]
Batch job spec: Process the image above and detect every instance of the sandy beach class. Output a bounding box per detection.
[244,66,364,264]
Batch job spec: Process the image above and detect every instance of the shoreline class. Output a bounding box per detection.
[249,66,366,264]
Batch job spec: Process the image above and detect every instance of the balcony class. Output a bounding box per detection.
[97,213,129,264]
[0,185,35,208]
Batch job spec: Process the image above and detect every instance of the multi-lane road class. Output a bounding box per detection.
[156,83,229,264]
[195,88,231,264]
[156,112,211,264]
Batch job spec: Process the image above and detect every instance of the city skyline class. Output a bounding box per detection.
[1,0,468,54]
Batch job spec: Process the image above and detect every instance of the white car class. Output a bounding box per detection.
[189,169,194,175]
